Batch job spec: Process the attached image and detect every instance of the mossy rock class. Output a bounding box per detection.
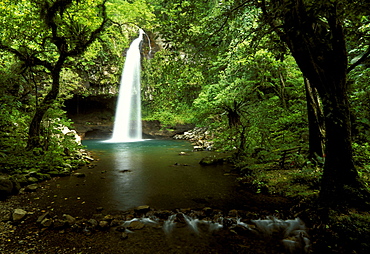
[36,173,51,181]
[199,155,225,166]
[27,177,39,183]
[48,170,70,177]
[10,174,28,187]
[0,176,13,199]
[0,176,20,199]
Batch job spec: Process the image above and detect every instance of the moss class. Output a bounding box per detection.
[323,211,370,253]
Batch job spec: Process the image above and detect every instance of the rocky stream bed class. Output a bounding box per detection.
[0,175,311,254]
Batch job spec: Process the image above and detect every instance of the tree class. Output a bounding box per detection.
[153,0,370,206]
[0,0,108,149]
[258,0,370,206]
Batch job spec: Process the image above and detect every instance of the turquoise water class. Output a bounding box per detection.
[42,139,241,215]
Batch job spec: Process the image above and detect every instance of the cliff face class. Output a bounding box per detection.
[64,95,115,139]
[64,95,194,140]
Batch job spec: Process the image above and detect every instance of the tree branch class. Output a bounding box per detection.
[66,0,108,57]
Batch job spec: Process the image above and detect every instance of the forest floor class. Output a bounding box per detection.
[1,160,369,253]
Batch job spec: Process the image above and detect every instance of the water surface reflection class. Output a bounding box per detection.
[41,139,242,215]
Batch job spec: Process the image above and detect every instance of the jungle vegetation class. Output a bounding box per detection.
[1,1,370,252]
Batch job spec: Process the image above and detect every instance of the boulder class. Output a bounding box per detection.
[134,205,150,214]
[126,220,145,230]
[199,156,224,166]
[0,176,15,199]
[11,180,21,195]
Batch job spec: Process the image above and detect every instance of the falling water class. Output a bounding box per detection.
[110,29,145,142]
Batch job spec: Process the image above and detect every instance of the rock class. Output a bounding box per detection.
[96,207,104,212]
[63,214,76,225]
[110,219,121,227]
[228,209,239,217]
[199,156,224,166]
[12,209,27,221]
[180,127,213,151]
[58,169,71,176]
[115,226,126,232]
[84,156,94,162]
[48,171,61,177]
[10,174,28,187]
[119,170,131,173]
[72,173,86,178]
[27,177,39,183]
[41,218,54,228]
[27,171,38,177]
[25,183,39,192]
[121,232,129,239]
[127,220,145,230]
[53,219,67,229]
[179,152,187,155]
[203,207,214,217]
[103,214,114,221]
[154,210,173,219]
[11,180,21,195]
[230,224,252,235]
[92,214,104,221]
[0,209,12,222]
[37,212,50,223]
[36,173,51,181]
[0,176,14,199]
[88,219,98,228]
[193,146,204,151]
[99,220,110,230]
[134,205,150,214]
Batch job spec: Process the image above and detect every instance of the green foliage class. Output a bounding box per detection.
[0,110,84,174]
[193,45,307,155]
[141,49,203,126]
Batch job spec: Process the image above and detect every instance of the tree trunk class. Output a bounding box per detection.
[319,89,362,204]
[268,0,369,207]
[304,78,325,159]
[26,69,61,150]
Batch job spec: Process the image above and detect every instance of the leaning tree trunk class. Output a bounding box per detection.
[26,68,61,150]
[304,78,325,159]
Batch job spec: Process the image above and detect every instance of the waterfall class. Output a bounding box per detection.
[110,29,144,142]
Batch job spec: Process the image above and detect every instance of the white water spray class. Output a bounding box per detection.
[110,29,145,142]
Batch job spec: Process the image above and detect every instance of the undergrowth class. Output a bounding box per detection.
[233,153,370,254]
